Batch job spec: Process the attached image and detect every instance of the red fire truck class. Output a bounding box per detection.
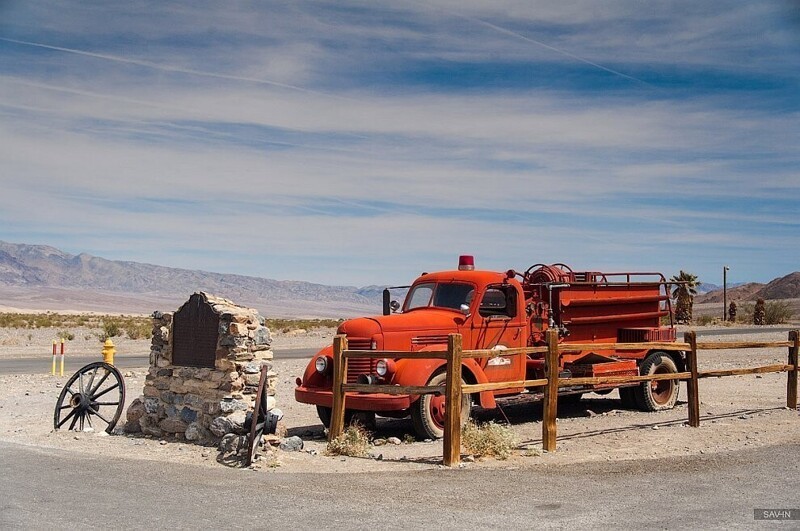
[295,256,683,439]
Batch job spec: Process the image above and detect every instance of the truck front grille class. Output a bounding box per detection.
[346,338,375,383]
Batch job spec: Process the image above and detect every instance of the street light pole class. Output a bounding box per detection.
[723,266,729,321]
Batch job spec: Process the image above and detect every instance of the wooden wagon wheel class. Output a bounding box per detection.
[245,365,270,467]
[54,362,126,434]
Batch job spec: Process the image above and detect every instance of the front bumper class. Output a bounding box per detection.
[295,385,413,411]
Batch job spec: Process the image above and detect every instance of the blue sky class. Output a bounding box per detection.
[1,1,799,287]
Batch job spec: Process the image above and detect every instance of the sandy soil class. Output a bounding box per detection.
[1,325,799,473]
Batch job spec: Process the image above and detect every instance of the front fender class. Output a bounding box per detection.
[299,344,334,388]
[391,350,496,409]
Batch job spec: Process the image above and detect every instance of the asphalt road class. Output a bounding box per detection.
[0,348,317,375]
[694,326,796,337]
[1,439,797,529]
[2,326,798,375]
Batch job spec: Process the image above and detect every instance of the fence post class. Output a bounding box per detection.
[685,331,700,427]
[543,329,559,452]
[443,333,463,467]
[328,335,348,442]
[788,330,799,410]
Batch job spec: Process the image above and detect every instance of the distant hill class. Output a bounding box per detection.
[0,241,383,318]
[695,272,800,304]
[756,272,800,300]
[694,282,765,304]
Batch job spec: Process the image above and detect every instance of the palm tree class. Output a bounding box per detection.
[670,270,700,324]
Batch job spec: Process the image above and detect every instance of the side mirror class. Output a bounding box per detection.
[383,288,391,315]
[459,303,470,316]
[390,300,401,313]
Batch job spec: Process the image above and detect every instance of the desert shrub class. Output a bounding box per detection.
[57,330,75,341]
[98,321,121,342]
[265,318,341,332]
[124,321,152,340]
[737,301,793,325]
[694,315,716,326]
[461,420,517,460]
[764,300,794,325]
[325,424,371,457]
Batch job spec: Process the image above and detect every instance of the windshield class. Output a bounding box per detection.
[405,282,474,311]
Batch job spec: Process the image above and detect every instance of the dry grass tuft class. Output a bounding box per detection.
[462,420,517,460]
[325,424,371,457]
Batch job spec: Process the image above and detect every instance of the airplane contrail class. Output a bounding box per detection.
[0,36,354,101]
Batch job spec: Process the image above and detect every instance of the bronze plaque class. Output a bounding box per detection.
[172,294,219,368]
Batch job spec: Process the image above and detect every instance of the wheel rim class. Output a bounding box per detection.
[428,394,447,429]
[650,365,674,405]
[54,362,125,434]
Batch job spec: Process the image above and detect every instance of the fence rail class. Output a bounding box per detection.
[328,329,800,467]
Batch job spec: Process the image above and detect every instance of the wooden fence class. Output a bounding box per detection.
[329,329,799,467]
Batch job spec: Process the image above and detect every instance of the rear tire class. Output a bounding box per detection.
[411,371,471,440]
[634,352,679,411]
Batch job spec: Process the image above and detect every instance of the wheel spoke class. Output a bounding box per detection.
[92,382,120,400]
[57,409,77,428]
[94,401,120,406]
[78,373,84,395]
[88,369,111,396]
[85,367,99,396]
[68,412,79,431]
[79,414,84,431]
[59,404,72,410]
[86,414,93,429]
[88,406,111,425]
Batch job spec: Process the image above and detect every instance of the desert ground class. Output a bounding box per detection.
[1,323,799,473]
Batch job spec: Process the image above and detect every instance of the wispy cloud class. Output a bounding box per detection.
[0,0,798,288]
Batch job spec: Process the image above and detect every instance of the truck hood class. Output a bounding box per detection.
[339,309,462,337]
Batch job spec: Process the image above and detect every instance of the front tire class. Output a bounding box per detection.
[635,352,679,411]
[411,371,471,440]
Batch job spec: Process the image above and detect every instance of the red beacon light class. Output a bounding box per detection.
[458,255,475,271]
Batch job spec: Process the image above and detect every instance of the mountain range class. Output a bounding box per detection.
[694,273,800,304]
[1,240,797,317]
[0,241,384,317]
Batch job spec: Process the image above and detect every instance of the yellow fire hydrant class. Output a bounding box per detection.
[102,339,116,365]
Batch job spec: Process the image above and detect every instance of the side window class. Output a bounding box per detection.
[479,286,517,318]
[406,283,434,310]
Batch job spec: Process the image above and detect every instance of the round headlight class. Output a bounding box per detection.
[376,359,388,376]
[315,356,328,374]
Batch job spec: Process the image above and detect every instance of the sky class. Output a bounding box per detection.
[1,1,799,288]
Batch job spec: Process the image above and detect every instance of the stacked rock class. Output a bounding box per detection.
[125,292,276,445]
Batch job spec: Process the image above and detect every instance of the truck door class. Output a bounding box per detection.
[472,285,525,393]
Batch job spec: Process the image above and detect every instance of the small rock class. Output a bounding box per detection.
[373,438,387,446]
[387,437,402,445]
[584,409,597,418]
[96,431,108,437]
[463,455,475,463]
[73,436,80,441]
[652,425,660,430]
[279,436,304,452]
[755,375,763,379]
[124,371,134,378]
[159,440,167,445]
